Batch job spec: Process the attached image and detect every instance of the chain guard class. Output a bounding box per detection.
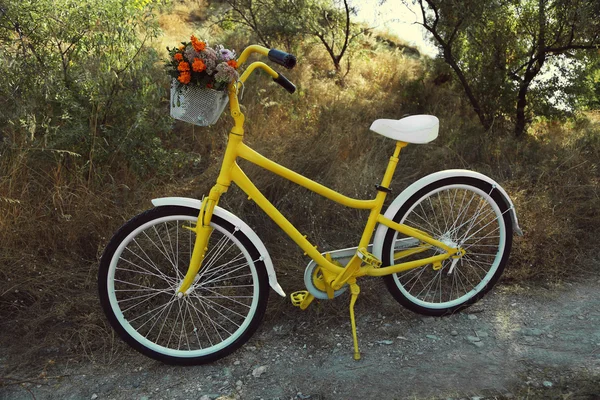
[304,261,347,300]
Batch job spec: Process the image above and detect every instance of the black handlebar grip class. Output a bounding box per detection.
[268,49,296,69]
[273,73,296,94]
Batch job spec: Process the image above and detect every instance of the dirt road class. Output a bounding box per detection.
[2,277,600,399]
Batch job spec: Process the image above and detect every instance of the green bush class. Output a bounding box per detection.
[0,0,173,181]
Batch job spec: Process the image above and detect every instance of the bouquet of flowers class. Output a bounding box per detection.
[167,35,239,91]
[167,36,239,126]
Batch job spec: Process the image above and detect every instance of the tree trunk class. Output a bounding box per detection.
[515,63,542,137]
[443,51,492,131]
[514,85,528,137]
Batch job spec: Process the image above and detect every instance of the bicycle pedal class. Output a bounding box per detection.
[357,247,382,268]
[290,291,309,307]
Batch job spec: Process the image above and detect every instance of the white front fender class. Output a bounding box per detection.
[151,197,286,297]
[372,169,523,260]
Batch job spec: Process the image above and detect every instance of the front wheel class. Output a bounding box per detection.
[381,177,513,316]
[98,206,269,365]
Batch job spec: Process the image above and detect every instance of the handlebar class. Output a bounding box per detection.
[268,49,296,69]
[236,45,297,94]
[273,73,296,94]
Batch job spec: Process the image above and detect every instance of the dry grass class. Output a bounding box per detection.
[1,5,599,373]
[155,0,222,57]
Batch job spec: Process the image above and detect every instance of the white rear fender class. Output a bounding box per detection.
[151,197,286,297]
[372,169,523,260]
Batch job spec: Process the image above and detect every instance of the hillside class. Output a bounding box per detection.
[0,0,599,378]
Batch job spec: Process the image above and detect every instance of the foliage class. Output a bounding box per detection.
[219,0,365,71]
[413,0,600,136]
[0,0,171,178]
[579,54,600,110]
[0,0,179,369]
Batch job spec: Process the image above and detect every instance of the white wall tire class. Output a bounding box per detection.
[381,177,513,316]
[98,206,269,365]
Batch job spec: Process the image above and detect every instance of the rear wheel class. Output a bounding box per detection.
[381,177,512,316]
[98,206,269,365]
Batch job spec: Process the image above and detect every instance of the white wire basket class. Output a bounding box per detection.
[170,81,229,126]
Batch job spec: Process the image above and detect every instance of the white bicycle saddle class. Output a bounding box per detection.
[370,115,439,144]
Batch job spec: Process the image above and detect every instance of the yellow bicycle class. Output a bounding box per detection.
[98,45,523,365]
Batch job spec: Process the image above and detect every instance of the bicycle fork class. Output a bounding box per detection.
[177,184,227,295]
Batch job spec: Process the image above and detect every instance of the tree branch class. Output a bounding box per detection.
[448,16,466,44]
[546,43,600,55]
[336,0,351,65]
[315,31,337,68]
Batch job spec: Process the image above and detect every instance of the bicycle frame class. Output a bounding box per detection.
[177,46,461,295]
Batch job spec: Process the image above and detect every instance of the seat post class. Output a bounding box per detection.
[380,141,408,189]
[353,140,409,251]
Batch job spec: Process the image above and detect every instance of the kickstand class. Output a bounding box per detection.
[349,282,361,360]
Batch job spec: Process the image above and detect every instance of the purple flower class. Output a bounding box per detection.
[220,49,236,61]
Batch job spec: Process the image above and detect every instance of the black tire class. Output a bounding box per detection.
[381,177,513,316]
[98,206,270,365]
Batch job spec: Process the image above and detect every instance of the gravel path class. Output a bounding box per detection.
[2,277,600,399]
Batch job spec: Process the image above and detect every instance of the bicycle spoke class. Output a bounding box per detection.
[114,278,169,291]
[153,225,176,267]
[121,291,168,315]
[194,292,248,321]
[167,298,184,349]
[199,286,253,309]
[437,191,450,234]
[129,297,176,324]
[141,230,175,269]
[184,300,199,350]
[461,257,489,278]
[199,252,247,284]
[460,208,510,245]
[186,296,212,347]
[118,289,167,306]
[200,272,253,286]
[194,298,228,339]
[454,263,478,290]
[163,222,180,279]
[126,241,174,283]
[403,216,437,237]
[417,201,442,236]
[415,268,442,300]
[140,298,173,336]
[199,261,253,287]
[448,189,469,235]
[200,235,235,277]
[398,265,427,287]
[449,192,477,237]
[116,262,176,284]
[405,266,429,294]
[115,287,172,293]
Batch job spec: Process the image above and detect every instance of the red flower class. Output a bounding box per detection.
[178,71,191,84]
[192,58,206,72]
[191,35,206,52]
[177,61,190,72]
